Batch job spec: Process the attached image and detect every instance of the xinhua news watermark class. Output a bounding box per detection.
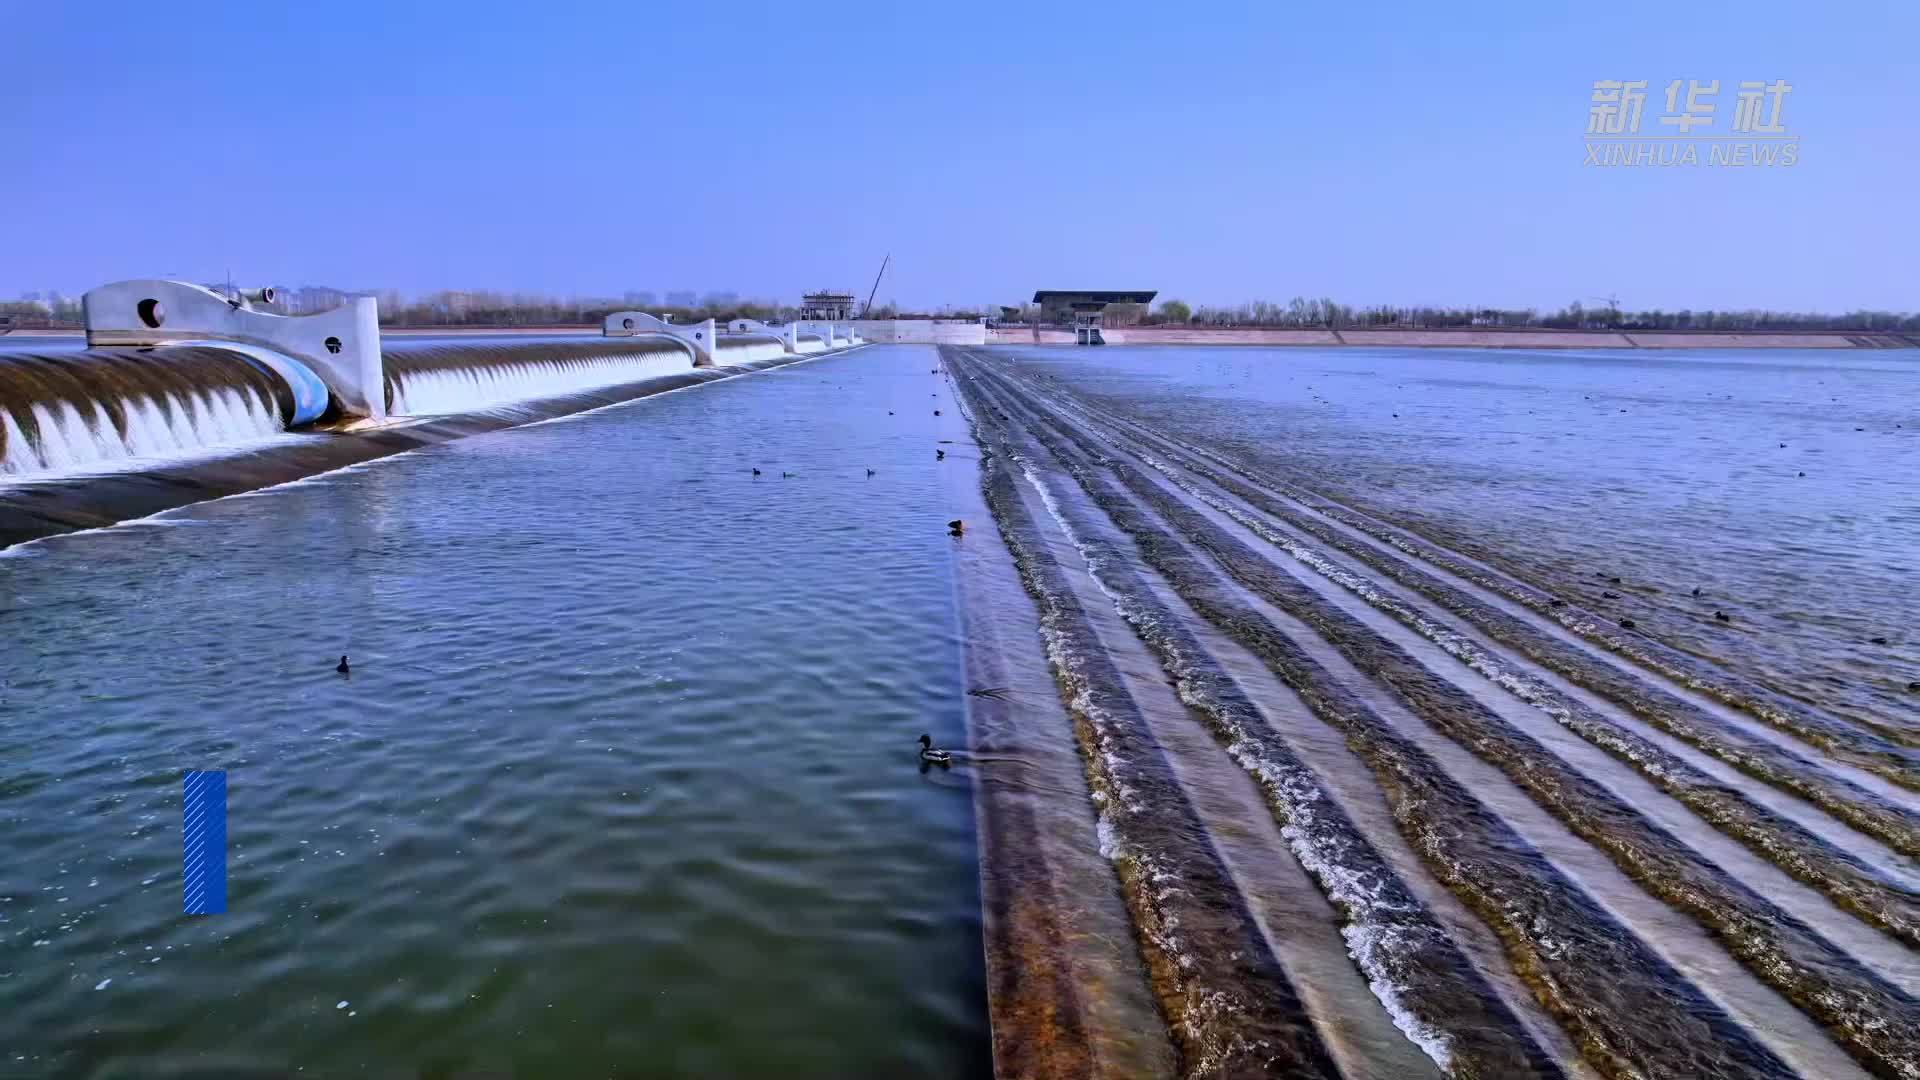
[1586,80,1798,167]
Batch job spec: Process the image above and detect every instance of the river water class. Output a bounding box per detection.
[6,335,1917,1079]
[0,344,991,1077]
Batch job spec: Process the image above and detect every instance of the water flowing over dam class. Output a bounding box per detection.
[0,346,295,475]
[0,281,865,544]
[938,344,1919,1080]
[381,338,703,416]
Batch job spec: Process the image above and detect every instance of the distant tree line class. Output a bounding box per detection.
[356,291,792,328]
[1141,297,1920,333]
[14,287,1910,335]
[363,291,998,327]
[0,298,81,327]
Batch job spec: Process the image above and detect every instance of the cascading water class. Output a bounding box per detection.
[716,334,789,364]
[793,333,829,355]
[382,339,696,416]
[0,347,293,478]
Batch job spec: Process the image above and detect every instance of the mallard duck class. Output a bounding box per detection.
[918,734,951,766]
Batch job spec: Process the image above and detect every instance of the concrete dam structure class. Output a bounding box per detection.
[0,279,862,543]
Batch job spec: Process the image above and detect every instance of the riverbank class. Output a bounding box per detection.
[15,324,1917,348]
[987,325,1920,348]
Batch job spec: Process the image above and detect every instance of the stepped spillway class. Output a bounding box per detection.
[940,344,1920,1080]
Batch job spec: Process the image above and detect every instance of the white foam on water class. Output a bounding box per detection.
[389,353,695,415]
[1028,439,1463,1072]
[2,389,284,479]
[715,340,787,365]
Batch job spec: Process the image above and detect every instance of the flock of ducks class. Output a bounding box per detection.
[1582,573,1906,675]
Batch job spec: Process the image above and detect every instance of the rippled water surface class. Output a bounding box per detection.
[1012,344,1920,732]
[0,344,990,1077]
[944,343,1919,1080]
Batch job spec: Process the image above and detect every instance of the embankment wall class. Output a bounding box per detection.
[981,326,1913,349]
[853,320,986,344]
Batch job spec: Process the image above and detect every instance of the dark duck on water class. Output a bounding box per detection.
[918,734,951,766]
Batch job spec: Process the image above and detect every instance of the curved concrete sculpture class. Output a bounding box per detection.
[728,318,800,353]
[83,280,385,421]
[795,320,860,347]
[603,311,716,366]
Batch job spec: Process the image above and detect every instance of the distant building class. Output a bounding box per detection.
[665,291,698,308]
[1033,290,1159,344]
[290,285,348,314]
[800,291,857,320]
[623,291,657,307]
[701,291,739,309]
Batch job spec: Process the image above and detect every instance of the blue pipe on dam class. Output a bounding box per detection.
[176,340,334,426]
[0,344,314,476]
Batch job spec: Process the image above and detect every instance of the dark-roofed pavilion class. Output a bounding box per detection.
[1032,290,1159,344]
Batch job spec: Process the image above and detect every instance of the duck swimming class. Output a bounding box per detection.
[335,655,350,675]
[918,734,952,766]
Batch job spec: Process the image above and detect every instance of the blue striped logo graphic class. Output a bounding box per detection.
[182,771,227,915]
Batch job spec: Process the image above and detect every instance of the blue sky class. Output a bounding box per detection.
[3,0,1912,312]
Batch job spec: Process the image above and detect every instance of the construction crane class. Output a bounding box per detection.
[861,254,890,318]
[1585,294,1623,327]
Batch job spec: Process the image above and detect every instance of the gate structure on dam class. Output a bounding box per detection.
[1033,289,1157,345]
[0,278,865,485]
[0,279,868,544]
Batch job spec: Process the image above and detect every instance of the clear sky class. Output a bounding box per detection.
[4,0,1913,313]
